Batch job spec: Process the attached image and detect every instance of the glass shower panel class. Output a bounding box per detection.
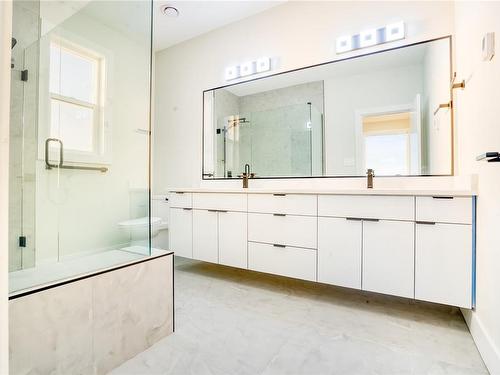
[8,0,154,295]
[8,0,40,272]
[38,0,153,264]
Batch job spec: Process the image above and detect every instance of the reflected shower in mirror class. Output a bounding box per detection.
[203,37,452,179]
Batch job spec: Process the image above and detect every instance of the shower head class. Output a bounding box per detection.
[11,38,17,49]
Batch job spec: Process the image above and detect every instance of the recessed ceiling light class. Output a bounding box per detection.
[161,5,179,18]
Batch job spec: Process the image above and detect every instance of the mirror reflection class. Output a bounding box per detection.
[203,37,452,179]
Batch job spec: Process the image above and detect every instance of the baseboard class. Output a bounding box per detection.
[462,309,500,374]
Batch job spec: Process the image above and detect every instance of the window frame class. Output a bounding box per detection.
[40,34,112,166]
[355,103,416,175]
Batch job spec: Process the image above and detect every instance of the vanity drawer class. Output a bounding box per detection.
[318,195,414,221]
[192,193,247,212]
[416,196,472,224]
[169,192,192,208]
[248,194,317,216]
[248,242,316,282]
[248,213,317,249]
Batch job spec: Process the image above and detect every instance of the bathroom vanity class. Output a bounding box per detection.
[169,189,476,309]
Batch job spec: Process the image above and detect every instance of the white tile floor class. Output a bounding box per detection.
[112,257,487,375]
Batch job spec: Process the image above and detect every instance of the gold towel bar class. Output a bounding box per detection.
[433,102,451,116]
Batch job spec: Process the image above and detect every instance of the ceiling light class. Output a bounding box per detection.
[161,5,179,18]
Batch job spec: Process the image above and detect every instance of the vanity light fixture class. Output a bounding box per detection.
[359,28,377,48]
[336,21,406,54]
[225,57,272,81]
[239,61,255,77]
[385,21,405,42]
[256,57,271,73]
[225,66,239,81]
[336,35,352,54]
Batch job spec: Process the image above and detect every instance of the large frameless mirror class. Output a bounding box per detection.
[203,37,452,179]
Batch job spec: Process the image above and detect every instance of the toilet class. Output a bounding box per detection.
[118,195,169,248]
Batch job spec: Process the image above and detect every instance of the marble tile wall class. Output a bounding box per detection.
[9,254,174,375]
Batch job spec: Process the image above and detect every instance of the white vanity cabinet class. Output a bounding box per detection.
[169,190,476,308]
[415,197,474,308]
[169,208,193,259]
[192,209,218,263]
[318,217,362,289]
[362,220,415,298]
[191,193,248,267]
[218,211,247,269]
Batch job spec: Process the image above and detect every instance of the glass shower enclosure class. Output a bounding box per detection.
[9,0,154,294]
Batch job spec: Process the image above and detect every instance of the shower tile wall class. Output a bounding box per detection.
[9,1,39,271]
[215,82,324,177]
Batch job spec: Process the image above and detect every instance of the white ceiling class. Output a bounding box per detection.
[153,1,284,51]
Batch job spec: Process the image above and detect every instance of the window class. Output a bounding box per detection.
[49,40,103,155]
[362,112,411,175]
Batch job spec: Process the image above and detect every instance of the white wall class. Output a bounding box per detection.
[0,1,12,372]
[454,2,500,374]
[153,1,455,192]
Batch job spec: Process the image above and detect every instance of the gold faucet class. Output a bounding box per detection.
[367,168,374,189]
[239,163,255,188]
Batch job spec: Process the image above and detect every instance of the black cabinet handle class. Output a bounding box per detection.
[432,196,453,199]
[416,221,436,225]
[363,218,380,222]
[208,209,218,212]
[273,213,286,217]
[273,193,286,196]
[182,208,192,211]
[218,210,228,213]
[346,217,362,221]
[273,244,286,248]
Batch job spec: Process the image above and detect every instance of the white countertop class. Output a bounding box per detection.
[168,188,475,197]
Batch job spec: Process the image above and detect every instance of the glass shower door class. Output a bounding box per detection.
[8,0,39,272]
[38,0,153,265]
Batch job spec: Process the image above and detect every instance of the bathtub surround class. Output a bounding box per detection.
[9,253,174,374]
[0,1,13,372]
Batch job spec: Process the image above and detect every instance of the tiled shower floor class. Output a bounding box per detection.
[112,257,487,375]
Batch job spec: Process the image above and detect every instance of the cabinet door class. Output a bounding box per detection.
[363,220,414,298]
[318,217,362,289]
[193,210,218,263]
[415,223,472,308]
[219,211,247,269]
[169,208,192,258]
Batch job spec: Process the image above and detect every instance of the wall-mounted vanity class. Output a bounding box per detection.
[177,36,475,310]
[169,189,475,309]
[202,36,453,180]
